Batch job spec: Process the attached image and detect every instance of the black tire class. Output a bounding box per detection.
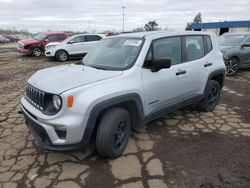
[225,57,239,76]
[96,108,131,159]
[31,47,42,57]
[56,50,68,62]
[199,80,220,112]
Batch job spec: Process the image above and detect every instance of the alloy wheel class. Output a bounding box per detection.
[225,59,238,76]
[59,51,67,61]
[33,48,41,56]
[208,86,219,106]
[113,120,127,149]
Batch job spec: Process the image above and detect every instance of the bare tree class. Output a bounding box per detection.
[144,21,159,31]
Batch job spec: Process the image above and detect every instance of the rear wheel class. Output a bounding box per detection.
[199,80,220,112]
[56,50,68,62]
[225,58,239,76]
[96,108,131,158]
[31,47,42,57]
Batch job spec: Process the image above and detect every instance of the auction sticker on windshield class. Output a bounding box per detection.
[124,40,142,46]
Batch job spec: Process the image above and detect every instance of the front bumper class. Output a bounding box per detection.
[45,48,56,57]
[17,47,30,54]
[22,106,87,151]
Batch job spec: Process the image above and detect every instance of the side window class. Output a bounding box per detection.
[185,36,205,61]
[69,36,85,43]
[57,34,65,41]
[153,37,182,66]
[204,35,213,54]
[47,35,57,41]
[245,37,250,44]
[85,35,102,42]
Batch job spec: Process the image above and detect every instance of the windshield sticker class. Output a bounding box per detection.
[124,40,142,46]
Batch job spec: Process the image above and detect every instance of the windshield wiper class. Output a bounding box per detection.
[90,65,108,70]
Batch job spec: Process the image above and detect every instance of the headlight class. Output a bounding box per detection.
[46,45,56,50]
[52,95,62,110]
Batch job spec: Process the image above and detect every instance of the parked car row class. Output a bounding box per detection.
[17,32,105,61]
[0,35,10,43]
[0,34,31,43]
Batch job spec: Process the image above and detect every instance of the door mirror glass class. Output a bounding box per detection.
[151,58,171,72]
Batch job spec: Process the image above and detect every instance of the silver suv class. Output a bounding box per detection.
[21,31,225,158]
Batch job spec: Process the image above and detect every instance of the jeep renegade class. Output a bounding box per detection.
[21,31,225,158]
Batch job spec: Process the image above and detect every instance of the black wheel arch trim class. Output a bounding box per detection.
[80,93,145,147]
[202,68,225,98]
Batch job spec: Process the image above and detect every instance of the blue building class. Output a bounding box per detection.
[191,20,250,35]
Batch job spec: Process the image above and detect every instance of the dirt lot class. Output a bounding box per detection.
[0,47,250,188]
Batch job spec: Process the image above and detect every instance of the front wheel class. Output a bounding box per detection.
[225,58,239,76]
[56,50,68,62]
[199,80,220,112]
[96,108,131,159]
[31,47,42,57]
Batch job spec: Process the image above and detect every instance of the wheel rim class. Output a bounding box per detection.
[208,87,219,106]
[59,51,67,61]
[225,59,238,75]
[33,48,41,56]
[113,120,127,149]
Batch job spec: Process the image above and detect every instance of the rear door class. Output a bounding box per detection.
[81,35,102,53]
[182,35,212,96]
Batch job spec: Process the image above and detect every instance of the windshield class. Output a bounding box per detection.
[218,35,245,46]
[34,33,46,41]
[82,37,144,70]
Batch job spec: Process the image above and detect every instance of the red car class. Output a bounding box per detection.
[17,32,68,56]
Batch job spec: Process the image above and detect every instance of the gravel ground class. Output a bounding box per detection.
[0,50,250,188]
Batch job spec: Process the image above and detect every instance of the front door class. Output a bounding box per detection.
[142,37,190,116]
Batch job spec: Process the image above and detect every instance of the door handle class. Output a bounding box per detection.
[204,62,213,67]
[176,70,186,76]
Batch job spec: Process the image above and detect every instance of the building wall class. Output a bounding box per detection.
[229,27,250,33]
[198,27,250,35]
[201,28,219,35]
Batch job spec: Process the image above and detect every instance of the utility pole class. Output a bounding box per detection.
[122,6,125,33]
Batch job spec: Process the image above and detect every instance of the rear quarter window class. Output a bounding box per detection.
[57,34,66,41]
[204,35,213,54]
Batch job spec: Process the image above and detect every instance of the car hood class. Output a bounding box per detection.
[28,64,122,94]
[19,38,39,45]
[219,45,235,52]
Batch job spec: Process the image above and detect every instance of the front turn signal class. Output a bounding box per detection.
[67,96,74,108]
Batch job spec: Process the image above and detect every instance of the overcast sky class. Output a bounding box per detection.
[0,0,250,33]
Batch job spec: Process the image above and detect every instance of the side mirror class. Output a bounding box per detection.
[44,39,49,43]
[151,57,171,72]
[242,43,250,48]
[68,40,75,44]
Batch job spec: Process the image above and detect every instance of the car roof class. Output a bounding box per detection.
[44,31,67,35]
[113,31,215,40]
[222,32,250,36]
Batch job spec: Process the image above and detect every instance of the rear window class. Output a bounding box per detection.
[85,35,102,42]
[57,34,65,40]
[185,36,205,61]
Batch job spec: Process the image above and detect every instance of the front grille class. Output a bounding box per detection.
[26,84,45,110]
